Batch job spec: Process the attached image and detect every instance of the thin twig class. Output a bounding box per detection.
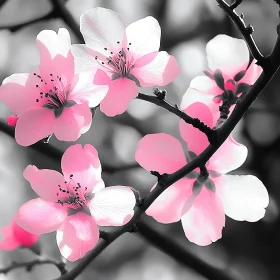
[0,258,67,275]
[137,92,213,142]
[0,0,8,9]
[216,0,266,68]
[0,11,57,32]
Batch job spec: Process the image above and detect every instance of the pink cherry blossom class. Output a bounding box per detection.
[0,28,108,146]
[6,115,18,126]
[135,102,268,246]
[16,144,136,261]
[0,215,39,250]
[72,7,180,117]
[181,35,263,118]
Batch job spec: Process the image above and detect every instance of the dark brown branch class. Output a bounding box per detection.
[50,0,84,43]
[0,11,57,32]
[0,0,7,9]
[137,220,236,280]
[216,0,266,68]
[137,92,213,142]
[0,258,67,275]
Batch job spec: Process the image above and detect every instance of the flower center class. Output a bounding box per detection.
[34,73,74,118]
[95,42,135,78]
[56,174,90,211]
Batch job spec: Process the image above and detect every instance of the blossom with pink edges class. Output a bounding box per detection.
[16,144,136,261]
[135,102,268,246]
[0,215,39,250]
[181,35,262,118]
[72,7,180,117]
[0,28,108,146]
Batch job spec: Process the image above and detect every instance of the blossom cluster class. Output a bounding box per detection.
[0,7,269,262]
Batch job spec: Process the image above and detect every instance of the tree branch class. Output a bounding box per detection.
[137,92,213,142]
[0,258,67,275]
[0,11,57,32]
[216,0,267,68]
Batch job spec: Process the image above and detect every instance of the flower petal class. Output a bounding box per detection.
[15,107,56,146]
[80,8,126,56]
[206,34,249,77]
[100,78,138,117]
[239,59,263,85]
[146,178,193,223]
[57,212,99,262]
[69,71,108,107]
[180,87,218,115]
[179,102,213,155]
[131,51,180,87]
[126,16,160,59]
[61,144,103,192]
[218,175,269,222]
[12,216,39,247]
[23,165,65,201]
[190,75,223,95]
[16,199,68,235]
[208,136,248,174]
[53,103,92,141]
[135,133,186,174]
[181,187,225,246]
[0,224,20,251]
[89,186,136,226]
[37,28,71,59]
[0,73,41,114]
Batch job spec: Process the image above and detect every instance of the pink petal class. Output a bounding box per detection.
[57,212,99,262]
[100,78,138,117]
[53,103,92,141]
[146,178,193,223]
[80,8,126,56]
[206,35,249,77]
[12,216,39,247]
[0,224,20,251]
[218,175,269,222]
[135,133,186,174]
[208,136,248,174]
[93,69,111,85]
[61,144,103,192]
[0,73,41,114]
[23,165,66,201]
[181,187,225,246]
[15,107,56,146]
[16,198,68,235]
[179,102,213,155]
[239,59,263,85]
[126,16,160,59]
[130,51,180,87]
[69,71,108,107]
[89,186,136,226]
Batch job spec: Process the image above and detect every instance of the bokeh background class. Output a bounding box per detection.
[0,0,279,279]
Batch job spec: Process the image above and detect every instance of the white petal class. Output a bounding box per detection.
[190,75,222,94]
[37,28,71,59]
[220,175,269,222]
[69,71,108,107]
[206,35,249,76]
[126,16,161,59]
[89,186,136,226]
[80,8,126,55]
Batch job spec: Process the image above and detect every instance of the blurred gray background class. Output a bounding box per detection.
[0,0,279,279]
